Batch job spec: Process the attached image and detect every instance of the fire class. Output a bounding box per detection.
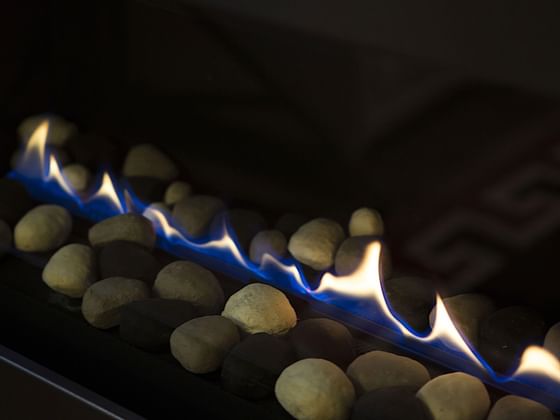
[514,346,560,384]
[87,172,126,214]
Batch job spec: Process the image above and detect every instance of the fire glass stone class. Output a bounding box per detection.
[334,236,391,278]
[88,213,156,250]
[288,318,356,369]
[172,195,225,238]
[119,298,199,353]
[98,241,160,286]
[478,306,547,373]
[0,179,34,227]
[487,395,554,420]
[124,176,167,204]
[66,132,121,172]
[249,229,287,264]
[123,144,179,182]
[352,386,431,420]
[14,204,72,252]
[212,209,267,252]
[221,333,296,400]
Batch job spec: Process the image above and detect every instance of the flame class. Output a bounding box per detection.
[514,346,560,383]
[87,172,126,214]
[46,154,75,195]
[16,120,49,177]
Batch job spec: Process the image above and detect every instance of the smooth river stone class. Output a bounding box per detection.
[172,195,225,238]
[164,181,192,207]
[221,333,296,400]
[88,213,156,250]
[417,372,490,420]
[478,306,547,373]
[170,315,240,374]
[81,277,150,329]
[288,218,345,271]
[63,163,91,192]
[428,293,495,347]
[487,395,554,420]
[0,179,34,227]
[18,114,77,146]
[14,205,72,252]
[125,176,167,203]
[544,322,560,359]
[98,241,160,285]
[288,318,355,368]
[249,230,287,264]
[275,358,355,420]
[0,219,12,256]
[348,207,384,237]
[122,143,179,182]
[153,261,224,315]
[346,351,430,395]
[42,243,96,298]
[119,298,199,352]
[222,283,297,335]
[334,236,391,278]
[352,386,431,420]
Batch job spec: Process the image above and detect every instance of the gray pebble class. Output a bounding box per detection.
[288,218,345,271]
[544,322,560,359]
[349,207,384,237]
[122,144,179,182]
[153,261,225,315]
[63,163,91,192]
[0,219,12,256]
[81,277,150,329]
[487,395,554,420]
[416,372,490,420]
[164,181,192,206]
[170,315,240,374]
[335,236,391,278]
[346,351,430,395]
[18,114,77,146]
[172,195,225,238]
[275,358,355,420]
[42,244,96,298]
[222,283,297,335]
[249,230,287,264]
[88,213,156,250]
[14,205,72,252]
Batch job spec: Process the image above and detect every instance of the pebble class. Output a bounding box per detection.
[98,241,160,285]
[478,306,547,372]
[172,195,225,238]
[125,176,167,203]
[288,218,345,271]
[221,333,296,400]
[334,236,391,278]
[63,163,91,192]
[288,318,355,368]
[119,298,199,352]
[170,315,240,374]
[219,209,267,251]
[352,386,431,420]
[429,293,495,347]
[14,205,72,252]
[249,230,287,264]
[81,277,150,329]
[0,179,35,226]
[384,276,436,332]
[0,219,12,256]
[222,283,297,335]
[88,213,156,250]
[275,358,355,420]
[416,372,490,420]
[18,114,77,146]
[544,322,560,359]
[274,213,309,238]
[346,351,430,395]
[66,132,121,171]
[348,207,384,237]
[487,395,554,420]
[42,244,96,298]
[164,181,192,206]
[123,144,179,182]
[153,261,224,315]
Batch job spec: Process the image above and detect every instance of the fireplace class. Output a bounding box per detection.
[2,1,560,419]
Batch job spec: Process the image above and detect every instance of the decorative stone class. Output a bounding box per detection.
[249,230,287,264]
[275,358,355,420]
[221,333,296,400]
[123,143,179,182]
[222,283,297,335]
[88,213,156,250]
[274,213,309,238]
[544,322,560,359]
[81,277,150,329]
[0,179,35,226]
[14,205,72,252]
[352,386,431,420]
[416,372,490,420]
[98,241,160,285]
[63,163,91,192]
[170,315,240,374]
[119,298,199,352]
[288,218,345,270]
[0,219,12,256]
[346,351,430,395]
[334,236,391,278]
[349,207,384,237]
[429,294,495,347]
[487,395,554,420]
[478,306,547,373]
[66,132,121,171]
[164,181,192,206]
[124,176,167,203]
[384,276,436,332]
[217,209,267,251]
[172,195,225,238]
[153,261,224,315]
[42,244,96,298]
[288,318,355,368]
[18,114,77,146]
